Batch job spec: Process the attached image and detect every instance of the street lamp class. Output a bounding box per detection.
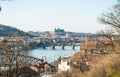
[0,6,1,11]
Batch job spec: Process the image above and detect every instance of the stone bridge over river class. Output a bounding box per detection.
[40,42,82,50]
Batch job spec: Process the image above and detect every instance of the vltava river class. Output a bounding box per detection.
[29,46,80,63]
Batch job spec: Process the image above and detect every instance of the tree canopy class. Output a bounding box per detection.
[98,0,120,33]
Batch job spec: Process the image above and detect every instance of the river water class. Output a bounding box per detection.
[29,46,80,63]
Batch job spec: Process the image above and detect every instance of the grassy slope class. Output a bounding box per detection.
[55,51,120,77]
[81,53,120,77]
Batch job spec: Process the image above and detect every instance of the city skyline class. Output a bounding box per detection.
[0,0,117,33]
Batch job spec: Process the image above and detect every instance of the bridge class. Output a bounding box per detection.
[40,42,82,50]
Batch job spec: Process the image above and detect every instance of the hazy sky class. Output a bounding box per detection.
[0,0,117,33]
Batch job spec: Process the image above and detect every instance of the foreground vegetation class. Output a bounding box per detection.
[54,51,120,77]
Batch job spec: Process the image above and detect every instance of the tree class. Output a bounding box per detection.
[98,0,120,33]
[98,0,120,52]
[0,34,31,77]
[96,29,116,52]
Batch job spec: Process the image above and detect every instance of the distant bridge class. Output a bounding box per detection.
[39,42,82,50]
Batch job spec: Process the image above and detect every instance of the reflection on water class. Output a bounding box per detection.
[29,46,80,63]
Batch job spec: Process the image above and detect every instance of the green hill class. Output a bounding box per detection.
[0,24,33,37]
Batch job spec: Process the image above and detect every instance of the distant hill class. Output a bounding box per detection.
[0,24,33,37]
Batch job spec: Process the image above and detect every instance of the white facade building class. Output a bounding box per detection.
[58,60,70,73]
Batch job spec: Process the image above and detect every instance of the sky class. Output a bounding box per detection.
[0,0,117,33]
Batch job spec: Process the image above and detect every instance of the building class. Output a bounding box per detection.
[69,32,90,38]
[58,60,70,73]
[55,28,65,35]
